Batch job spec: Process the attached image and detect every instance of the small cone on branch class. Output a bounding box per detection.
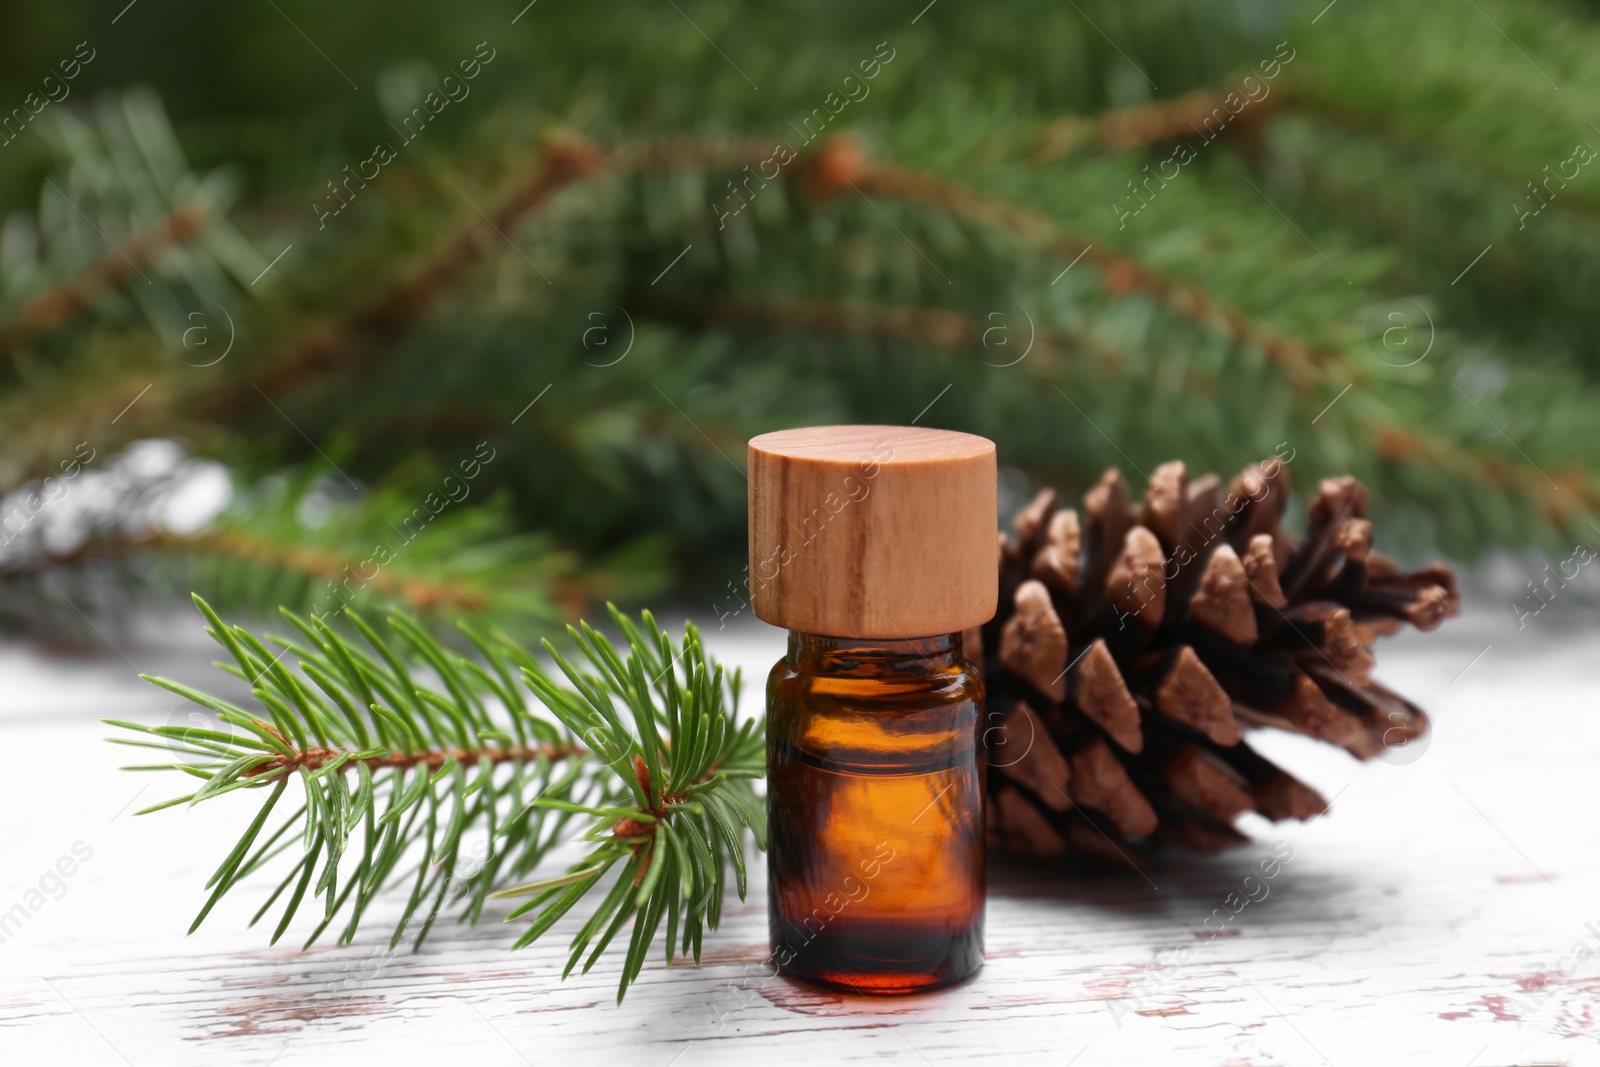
[974,458,1459,857]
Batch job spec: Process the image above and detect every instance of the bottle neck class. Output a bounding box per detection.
[786,631,961,673]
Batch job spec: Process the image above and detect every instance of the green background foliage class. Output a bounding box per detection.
[2,0,1597,633]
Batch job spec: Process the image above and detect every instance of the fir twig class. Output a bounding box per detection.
[108,594,763,1002]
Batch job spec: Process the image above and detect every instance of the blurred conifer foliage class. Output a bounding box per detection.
[2,0,1597,634]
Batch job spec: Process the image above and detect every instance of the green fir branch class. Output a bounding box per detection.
[109,594,763,1002]
[0,453,669,640]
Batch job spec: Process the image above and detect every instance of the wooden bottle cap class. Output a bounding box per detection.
[748,425,998,638]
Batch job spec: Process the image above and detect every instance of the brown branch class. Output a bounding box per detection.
[0,200,214,359]
[707,294,979,350]
[233,139,610,407]
[700,290,1593,523]
[695,294,1182,388]
[244,734,585,782]
[1035,86,1282,161]
[1290,90,1600,225]
[1372,423,1594,526]
[190,528,492,612]
[0,524,589,616]
[846,156,1331,389]
[0,528,178,580]
[229,136,780,410]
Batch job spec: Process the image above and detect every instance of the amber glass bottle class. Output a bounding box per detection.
[748,426,997,995]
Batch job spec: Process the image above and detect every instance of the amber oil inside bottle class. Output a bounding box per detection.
[766,631,985,994]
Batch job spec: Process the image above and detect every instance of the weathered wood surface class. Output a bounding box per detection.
[2,598,1596,1065]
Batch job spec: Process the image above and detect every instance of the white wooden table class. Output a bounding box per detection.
[2,594,1596,1066]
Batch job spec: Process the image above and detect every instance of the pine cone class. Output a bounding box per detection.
[972,458,1459,861]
